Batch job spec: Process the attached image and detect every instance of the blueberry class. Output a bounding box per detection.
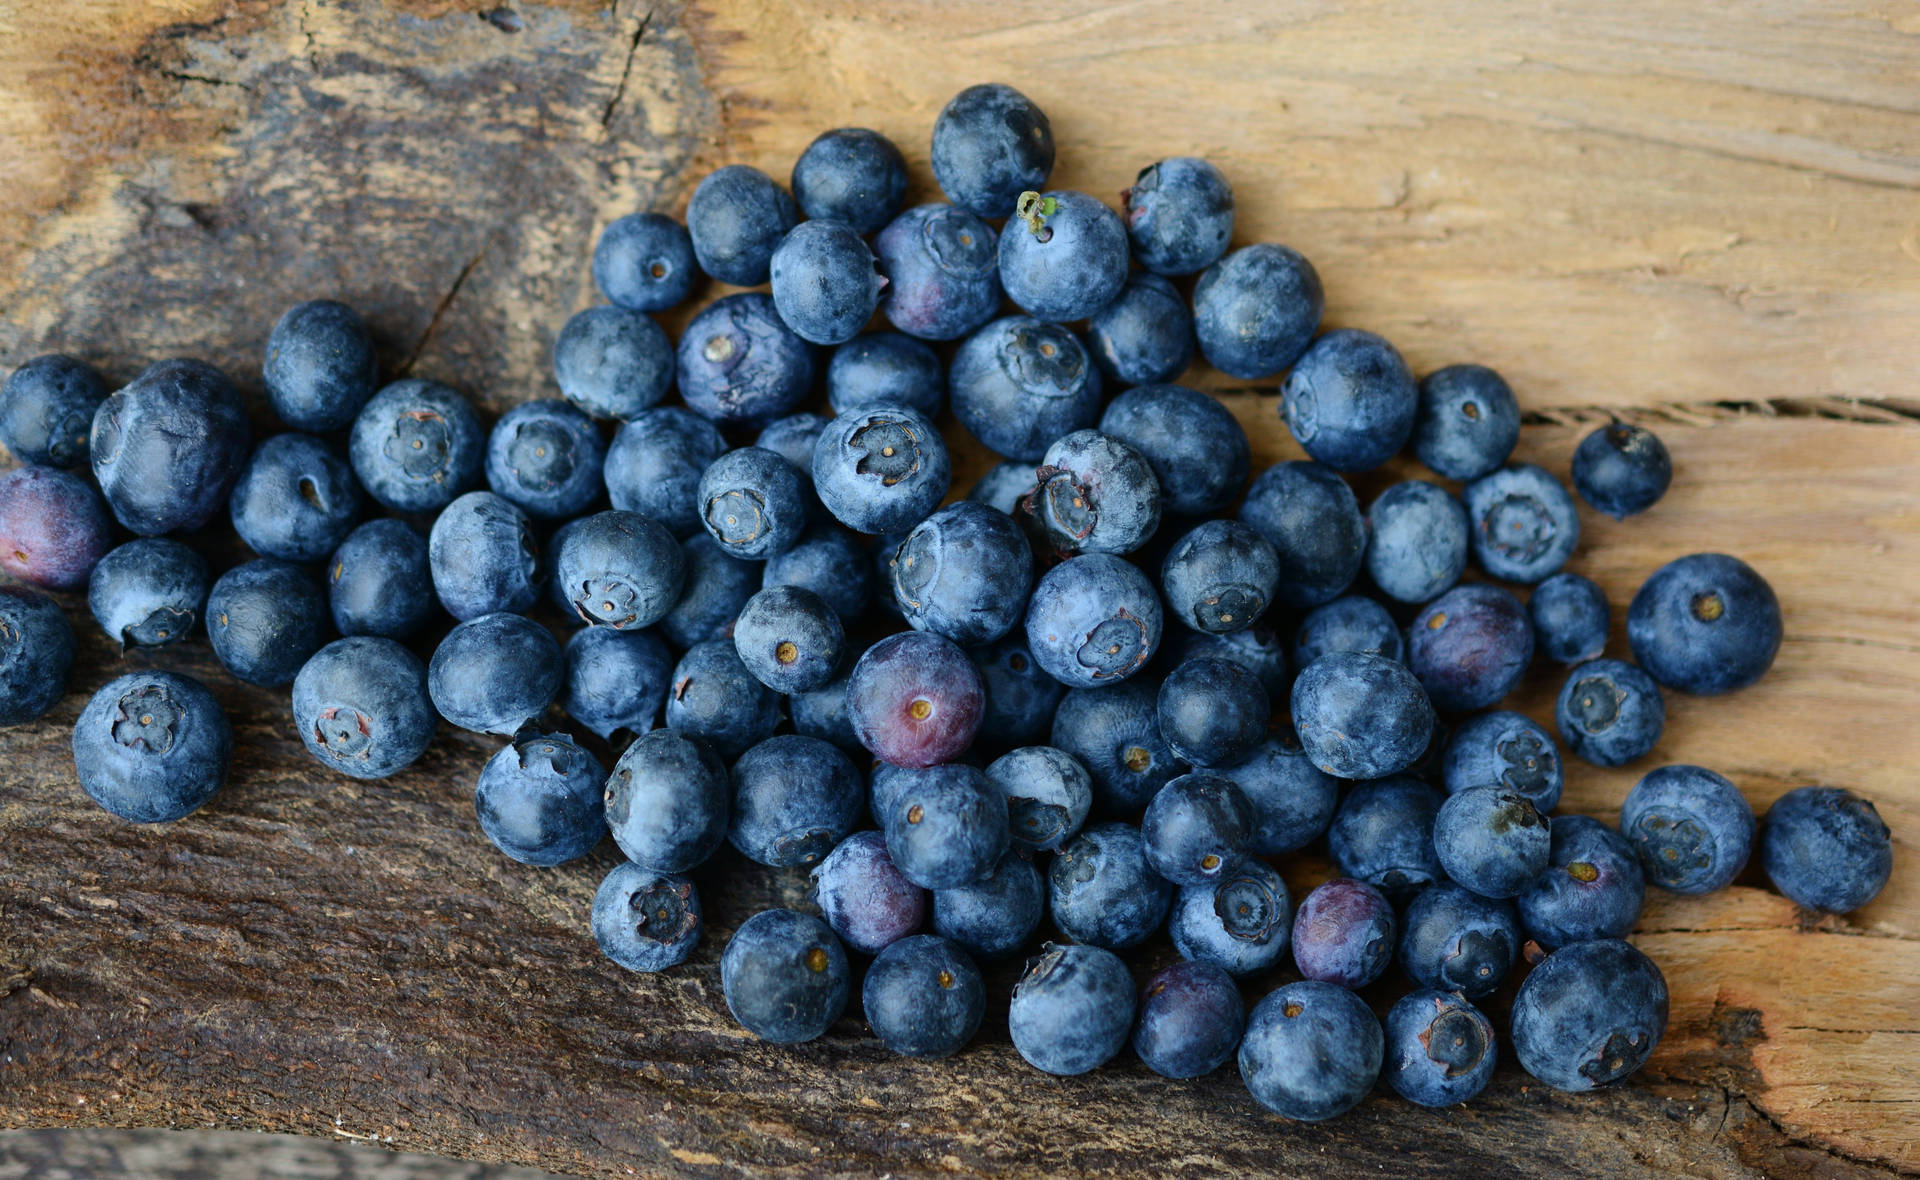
[1085,274,1195,388]
[1328,778,1448,901]
[686,164,798,286]
[1464,463,1581,584]
[1383,991,1498,1108]
[553,307,676,427]
[1626,553,1781,695]
[929,83,1054,219]
[604,407,726,537]
[292,636,435,780]
[1217,734,1339,856]
[950,315,1101,462]
[427,612,560,735]
[863,934,984,1058]
[1121,157,1234,277]
[604,728,729,872]
[720,908,849,1044]
[882,762,1009,889]
[262,300,379,431]
[1510,938,1668,1092]
[1441,709,1563,812]
[873,204,1002,341]
[698,446,812,560]
[663,639,782,759]
[1556,658,1664,768]
[1367,480,1469,604]
[0,466,111,591]
[1192,245,1324,379]
[227,433,362,563]
[206,559,328,686]
[932,848,1045,959]
[751,415,828,478]
[1027,430,1162,557]
[970,634,1066,751]
[659,533,758,649]
[1291,878,1396,989]
[563,625,671,740]
[676,293,815,427]
[592,212,697,313]
[1409,583,1534,714]
[1518,814,1646,947]
[1283,329,1417,473]
[0,587,76,727]
[986,746,1092,852]
[847,631,984,768]
[1529,571,1610,665]
[347,378,484,514]
[890,501,1033,644]
[769,220,886,346]
[591,863,701,972]
[1155,658,1268,771]
[731,585,844,695]
[811,405,952,535]
[72,670,231,823]
[1292,595,1404,670]
[1433,785,1551,898]
[1412,364,1520,481]
[730,734,864,868]
[88,359,249,535]
[1133,960,1245,1080]
[326,519,434,639]
[1399,883,1519,998]
[1025,554,1163,689]
[1159,521,1278,637]
[1238,461,1365,608]
[1763,787,1893,913]
[1239,981,1382,1122]
[791,127,909,234]
[998,190,1129,323]
[1,354,106,467]
[1050,679,1185,816]
[1099,384,1250,518]
[484,398,607,519]
[1619,763,1754,894]
[81,539,202,651]
[826,332,944,419]
[1169,858,1291,976]
[1573,422,1671,519]
[1142,772,1254,886]
[1177,626,1290,698]
[553,509,684,631]
[1008,943,1134,1076]
[1292,652,1435,781]
[1048,822,1173,949]
[473,732,606,866]
[428,491,540,621]
[762,523,872,624]
[812,829,926,954]
[791,671,859,753]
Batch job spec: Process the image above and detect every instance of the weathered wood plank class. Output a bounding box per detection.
[2,1,1918,1176]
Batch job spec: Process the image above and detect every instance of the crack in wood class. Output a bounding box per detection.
[398,251,485,377]
[601,7,654,129]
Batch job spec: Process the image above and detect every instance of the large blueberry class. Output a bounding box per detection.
[1620,763,1754,894]
[1518,814,1646,947]
[604,407,726,537]
[1238,461,1364,608]
[1762,786,1893,913]
[733,585,844,694]
[326,519,434,640]
[347,378,483,514]
[1283,329,1417,473]
[293,636,434,780]
[731,734,864,868]
[1399,883,1519,998]
[1008,943,1133,1076]
[813,830,926,955]
[1160,520,1278,636]
[229,433,361,563]
[769,221,886,347]
[1292,652,1435,780]
[811,405,951,536]
[1048,821,1172,949]
[1025,554,1163,689]
[1433,785,1551,898]
[1412,364,1519,481]
[1329,778,1448,902]
[1216,733,1339,856]
[206,559,328,687]
[1156,658,1268,769]
[891,501,1033,645]
[1,354,107,467]
[1085,274,1195,388]
[1099,384,1250,517]
[0,587,76,728]
[931,849,1044,960]
[1238,981,1383,1122]
[90,359,250,535]
[473,732,606,866]
[1556,658,1664,768]
[1051,678,1186,816]
[427,612,561,736]
[1626,553,1782,695]
[591,212,696,313]
[950,316,1101,462]
[1291,878,1396,989]
[564,625,671,740]
[881,762,1009,890]
[72,671,231,823]
[1292,595,1403,670]
[663,640,783,759]
[873,204,1002,341]
[985,746,1091,853]
[720,908,849,1043]
[863,934,984,1058]
[998,190,1128,323]
[428,491,540,621]
[1027,430,1162,557]
[87,538,207,650]
[1409,583,1534,714]
[1366,480,1469,604]
[1121,157,1234,276]
[847,631,984,768]
[554,509,683,630]
[826,332,944,419]
[1141,771,1254,885]
[1464,463,1580,584]
[1511,939,1668,1092]
[685,164,798,286]
[1192,244,1323,379]
[698,447,813,560]
[1384,991,1498,1108]
[1169,858,1291,976]
[929,83,1054,219]
[790,127,908,234]
[262,301,379,432]
[764,524,873,623]
[1441,709,1564,812]
[485,398,607,520]
[1132,960,1245,1080]
[676,293,815,427]
[591,863,701,972]
[604,728,729,872]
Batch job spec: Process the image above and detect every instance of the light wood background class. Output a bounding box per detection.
[1,2,1915,1177]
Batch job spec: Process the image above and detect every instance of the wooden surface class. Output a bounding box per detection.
[1,1,1916,1177]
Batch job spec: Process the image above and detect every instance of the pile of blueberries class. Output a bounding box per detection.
[0,82,1897,1121]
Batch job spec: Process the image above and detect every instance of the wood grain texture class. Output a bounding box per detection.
[2,1,1917,1177]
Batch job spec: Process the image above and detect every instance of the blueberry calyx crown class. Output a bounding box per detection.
[111,685,182,754]
[1013,191,1058,241]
